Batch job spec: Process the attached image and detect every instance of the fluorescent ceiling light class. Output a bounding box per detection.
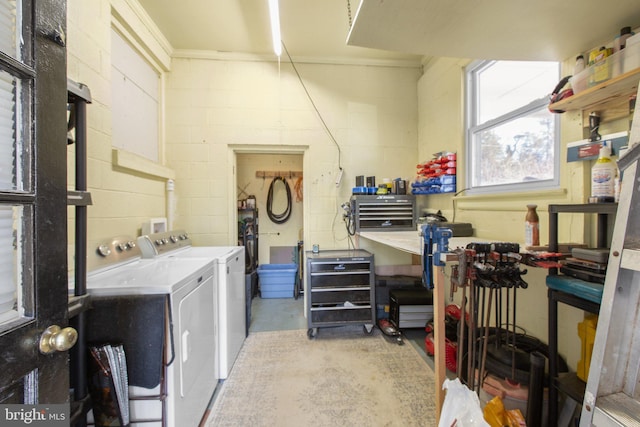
[268,0,282,56]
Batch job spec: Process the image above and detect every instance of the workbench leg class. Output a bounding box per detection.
[548,289,559,427]
[434,266,446,422]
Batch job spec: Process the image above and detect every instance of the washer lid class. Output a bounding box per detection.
[86,257,213,296]
[166,246,242,262]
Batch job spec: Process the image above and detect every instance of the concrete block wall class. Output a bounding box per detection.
[165,56,422,263]
[65,0,421,270]
[67,0,171,271]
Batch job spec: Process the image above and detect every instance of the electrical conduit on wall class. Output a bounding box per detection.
[166,179,175,230]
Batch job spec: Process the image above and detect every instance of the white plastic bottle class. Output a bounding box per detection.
[591,141,616,202]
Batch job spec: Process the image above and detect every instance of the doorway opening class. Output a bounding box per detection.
[233,147,307,331]
[237,152,303,268]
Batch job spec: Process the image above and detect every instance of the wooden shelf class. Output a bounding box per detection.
[549,67,640,125]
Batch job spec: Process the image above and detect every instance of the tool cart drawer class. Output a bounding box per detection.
[310,305,374,323]
[309,271,371,288]
[310,287,371,304]
[309,261,371,273]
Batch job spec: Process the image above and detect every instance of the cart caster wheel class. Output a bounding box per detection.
[307,328,318,339]
[364,324,374,334]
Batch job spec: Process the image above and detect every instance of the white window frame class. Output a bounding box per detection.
[465,60,561,194]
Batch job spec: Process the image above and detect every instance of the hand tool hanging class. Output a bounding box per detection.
[266,176,292,224]
[450,247,476,382]
[452,242,529,393]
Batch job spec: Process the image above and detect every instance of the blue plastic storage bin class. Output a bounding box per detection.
[257,263,297,298]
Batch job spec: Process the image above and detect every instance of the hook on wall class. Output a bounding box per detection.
[256,170,303,179]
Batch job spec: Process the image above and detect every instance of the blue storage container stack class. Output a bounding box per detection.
[257,263,298,298]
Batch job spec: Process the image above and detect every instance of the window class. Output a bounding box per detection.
[111,28,160,162]
[466,60,560,193]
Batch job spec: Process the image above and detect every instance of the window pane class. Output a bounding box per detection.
[0,70,25,191]
[0,205,30,326]
[477,61,558,123]
[473,107,555,187]
[111,28,160,162]
[0,0,20,61]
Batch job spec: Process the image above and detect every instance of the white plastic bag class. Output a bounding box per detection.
[438,378,490,427]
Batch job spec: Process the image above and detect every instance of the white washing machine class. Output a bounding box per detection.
[82,236,218,427]
[137,230,246,379]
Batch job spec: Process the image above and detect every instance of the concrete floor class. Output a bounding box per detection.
[248,296,307,332]
[248,295,434,370]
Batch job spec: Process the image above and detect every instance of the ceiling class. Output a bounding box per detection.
[137,0,640,63]
[136,0,420,62]
[347,0,640,61]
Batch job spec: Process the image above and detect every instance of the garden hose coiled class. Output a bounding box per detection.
[266,176,292,224]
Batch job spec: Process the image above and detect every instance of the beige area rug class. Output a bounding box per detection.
[207,327,437,427]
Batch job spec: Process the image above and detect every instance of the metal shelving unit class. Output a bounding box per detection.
[67,79,93,427]
[238,208,259,272]
[546,203,617,426]
[238,207,259,297]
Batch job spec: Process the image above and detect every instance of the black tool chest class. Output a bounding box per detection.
[306,249,375,338]
[351,195,416,231]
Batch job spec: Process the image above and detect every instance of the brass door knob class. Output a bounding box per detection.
[39,325,78,354]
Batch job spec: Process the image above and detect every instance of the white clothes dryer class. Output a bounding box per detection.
[138,230,246,379]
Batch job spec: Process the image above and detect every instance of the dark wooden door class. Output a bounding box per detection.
[0,0,70,409]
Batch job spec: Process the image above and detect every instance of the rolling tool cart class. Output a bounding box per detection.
[306,250,375,338]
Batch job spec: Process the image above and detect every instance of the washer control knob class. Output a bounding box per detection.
[127,241,136,249]
[162,238,169,244]
[116,243,127,251]
[97,245,111,257]
[170,235,178,243]
[155,239,164,246]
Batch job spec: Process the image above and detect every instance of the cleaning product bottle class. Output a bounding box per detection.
[573,54,585,75]
[614,26,633,52]
[591,141,616,203]
[525,204,540,247]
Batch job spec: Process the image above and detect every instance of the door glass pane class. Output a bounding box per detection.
[0,204,31,327]
[0,1,21,61]
[0,70,25,191]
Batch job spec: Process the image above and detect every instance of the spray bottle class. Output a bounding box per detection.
[590,141,616,203]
